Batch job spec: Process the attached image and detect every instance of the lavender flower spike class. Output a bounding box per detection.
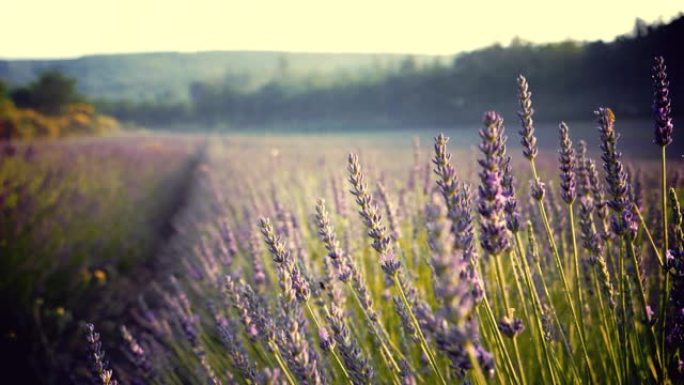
[517,75,538,160]
[477,111,510,256]
[558,122,577,204]
[84,323,119,385]
[347,153,400,275]
[653,56,674,147]
[596,108,630,214]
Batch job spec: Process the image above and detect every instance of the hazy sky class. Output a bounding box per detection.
[3,1,683,59]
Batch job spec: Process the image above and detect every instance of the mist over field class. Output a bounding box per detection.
[2,16,684,132]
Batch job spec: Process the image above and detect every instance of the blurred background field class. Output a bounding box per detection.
[0,136,201,381]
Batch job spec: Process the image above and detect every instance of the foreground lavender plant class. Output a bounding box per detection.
[314,198,406,379]
[596,108,634,236]
[517,75,596,383]
[477,111,509,256]
[347,152,447,385]
[653,56,674,148]
[120,325,154,380]
[476,111,529,385]
[347,153,400,276]
[84,323,118,385]
[558,122,577,205]
[558,121,588,344]
[517,75,538,161]
[75,56,684,385]
[654,56,674,380]
[259,217,327,385]
[432,134,482,302]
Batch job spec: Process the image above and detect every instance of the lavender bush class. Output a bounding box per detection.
[77,59,684,385]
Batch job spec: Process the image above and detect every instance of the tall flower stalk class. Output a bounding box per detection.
[259,217,329,385]
[517,75,596,382]
[84,323,119,385]
[476,111,527,385]
[597,107,663,381]
[347,153,447,385]
[654,56,674,378]
[314,198,408,380]
[558,121,586,338]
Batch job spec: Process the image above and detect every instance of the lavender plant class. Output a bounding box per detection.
[75,56,683,385]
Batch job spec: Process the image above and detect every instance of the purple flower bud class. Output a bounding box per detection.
[653,56,674,147]
[348,153,400,276]
[558,122,577,204]
[498,316,525,338]
[318,327,335,351]
[477,111,510,256]
[517,75,538,160]
[530,178,546,201]
[646,305,656,326]
[596,107,631,218]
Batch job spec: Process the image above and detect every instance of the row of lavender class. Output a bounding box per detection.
[0,136,201,383]
[88,58,682,384]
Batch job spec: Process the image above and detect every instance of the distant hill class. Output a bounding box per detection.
[2,15,682,131]
[105,15,681,129]
[0,51,445,102]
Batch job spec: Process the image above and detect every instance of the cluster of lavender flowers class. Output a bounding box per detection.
[79,56,684,385]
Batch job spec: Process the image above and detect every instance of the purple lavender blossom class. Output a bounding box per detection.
[558,122,577,204]
[326,303,375,384]
[501,154,520,232]
[530,178,546,202]
[120,325,154,379]
[666,249,684,359]
[596,107,634,236]
[433,133,459,210]
[477,111,510,256]
[377,182,401,241]
[517,75,538,160]
[318,327,335,351]
[653,56,674,147]
[498,316,525,338]
[84,323,119,385]
[347,153,400,275]
[209,302,258,382]
[586,157,610,240]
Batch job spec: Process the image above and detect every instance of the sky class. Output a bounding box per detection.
[3,1,683,59]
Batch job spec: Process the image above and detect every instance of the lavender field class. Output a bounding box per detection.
[3,63,684,385]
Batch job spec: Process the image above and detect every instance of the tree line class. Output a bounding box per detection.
[0,71,118,139]
[99,16,683,129]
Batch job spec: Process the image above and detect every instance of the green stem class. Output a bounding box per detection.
[304,301,352,383]
[632,203,663,266]
[464,341,489,385]
[392,274,447,385]
[568,204,587,342]
[538,197,596,382]
[345,282,402,374]
[269,341,298,385]
[513,232,559,385]
[659,145,670,384]
[493,252,528,385]
[625,239,663,381]
[619,240,629,381]
[533,259,582,381]
[480,294,523,385]
[595,274,621,382]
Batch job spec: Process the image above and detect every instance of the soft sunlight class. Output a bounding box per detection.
[3,0,682,58]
